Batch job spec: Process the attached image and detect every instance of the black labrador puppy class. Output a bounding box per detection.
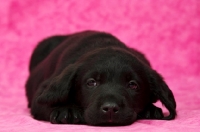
[26,30,176,126]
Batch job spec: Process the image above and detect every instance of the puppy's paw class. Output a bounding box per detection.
[50,107,83,124]
[138,104,164,119]
[146,106,164,119]
[154,107,164,119]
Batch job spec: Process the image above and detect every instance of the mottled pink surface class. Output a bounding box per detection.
[0,0,200,131]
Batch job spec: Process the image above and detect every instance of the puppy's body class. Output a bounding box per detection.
[26,30,176,125]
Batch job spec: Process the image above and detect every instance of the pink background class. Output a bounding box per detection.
[0,0,200,131]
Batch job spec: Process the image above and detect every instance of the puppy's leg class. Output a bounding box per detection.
[30,63,83,124]
[137,104,164,119]
[31,80,84,124]
[31,100,84,124]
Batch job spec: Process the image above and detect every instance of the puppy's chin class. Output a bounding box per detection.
[84,107,137,126]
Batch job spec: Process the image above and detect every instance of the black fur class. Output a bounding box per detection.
[26,30,176,126]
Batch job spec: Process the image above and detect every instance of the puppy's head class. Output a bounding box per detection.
[74,48,176,125]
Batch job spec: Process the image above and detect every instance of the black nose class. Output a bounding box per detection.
[101,102,119,114]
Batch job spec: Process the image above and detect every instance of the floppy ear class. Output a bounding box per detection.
[149,70,176,120]
[36,63,80,105]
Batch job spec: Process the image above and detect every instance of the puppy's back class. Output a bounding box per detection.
[26,30,127,107]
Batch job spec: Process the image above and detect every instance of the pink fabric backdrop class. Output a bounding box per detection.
[0,0,200,131]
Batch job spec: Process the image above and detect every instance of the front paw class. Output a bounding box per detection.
[138,104,164,119]
[146,106,164,119]
[50,107,83,124]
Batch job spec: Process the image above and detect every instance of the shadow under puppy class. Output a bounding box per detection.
[26,30,176,126]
